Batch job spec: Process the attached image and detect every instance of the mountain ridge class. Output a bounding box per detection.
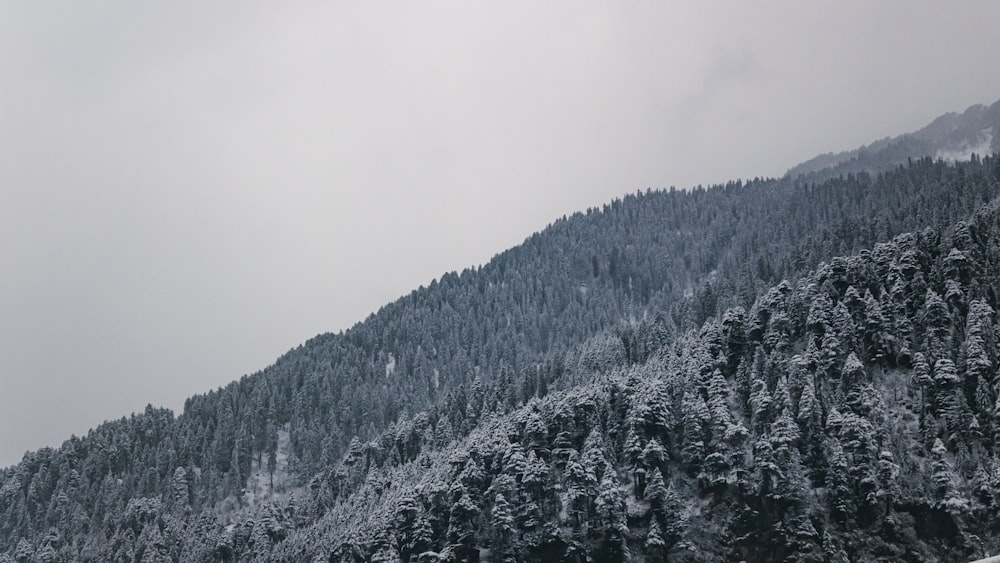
[3,111,1000,561]
[785,99,1000,182]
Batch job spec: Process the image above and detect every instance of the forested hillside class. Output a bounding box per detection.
[271,197,1000,562]
[2,154,1000,562]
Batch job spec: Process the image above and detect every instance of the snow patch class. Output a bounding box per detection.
[626,496,650,520]
[385,354,396,379]
[433,368,440,389]
[936,127,994,162]
[212,424,304,526]
[242,426,292,509]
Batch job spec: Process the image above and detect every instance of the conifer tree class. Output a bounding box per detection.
[923,290,951,360]
[912,352,932,414]
[681,391,709,473]
[930,438,969,517]
[749,377,772,433]
[594,471,628,561]
[825,439,853,522]
[831,303,857,356]
[645,517,667,560]
[660,483,687,551]
[564,452,593,534]
[490,492,517,563]
[447,489,480,547]
[933,358,966,442]
[863,290,889,363]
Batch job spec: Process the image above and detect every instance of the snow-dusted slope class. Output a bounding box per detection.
[786,99,1000,180]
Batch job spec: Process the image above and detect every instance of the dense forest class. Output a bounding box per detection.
[280,197,1000,562]
[2,152,1000,562]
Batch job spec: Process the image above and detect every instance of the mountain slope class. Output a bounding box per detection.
[786,99,1000,182]
[272,197,1000,562]
[1,149,1000,560]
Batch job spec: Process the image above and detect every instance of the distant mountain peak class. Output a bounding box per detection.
[785,99,1000,181]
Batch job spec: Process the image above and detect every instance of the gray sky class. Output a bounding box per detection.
[2,1,1000,467]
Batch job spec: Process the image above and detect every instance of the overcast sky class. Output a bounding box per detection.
[2,1,1000,467]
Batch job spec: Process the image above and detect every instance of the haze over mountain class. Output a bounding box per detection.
[786,100,1000,181]
[3,103,1000,560]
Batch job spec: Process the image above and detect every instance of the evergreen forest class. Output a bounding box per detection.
[4,149,1000,561]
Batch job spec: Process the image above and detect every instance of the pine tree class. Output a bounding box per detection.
[922,290,951,360]
[700,451,730,491]
[35,543,58,563]
[520,450,548,502]
[912,352,932,415]
[826,439,853,522]
[250,517,273,560]
[645,517,667,560]
[524,412,548,455]
[593,471,628,562]
[797,371,817,429]
[749,377,772,433]
[735,357,752,415]
[681,391,709,473]
[831,302,857,357]
[13,539,33,563]
[806,292,833,337]
[930,438,969,517]
[887,277,914,362]
[582,428,609,484]
[722,306,748,377]
[933,358,966,443]
[862,290,889,363]
[501,441,528,479]
[170,467,190,514]
[394,495,431,560]
[769,411,809,514]
[447,489,480,546]
[659,484,686,551]
[706,370,735,434]
[875,449,900,516]
[490,493,517,563]
[371,546,403,563]
[841,352,867,391]
[842,285,864,321]
[820,329,845,381]
[752,437,779,503]
[645,467,668,520]
[551,430,575,470]
[564,452,593,533]
[642,436,667,474]
[624,425,645,497]
[966,330,994,418]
